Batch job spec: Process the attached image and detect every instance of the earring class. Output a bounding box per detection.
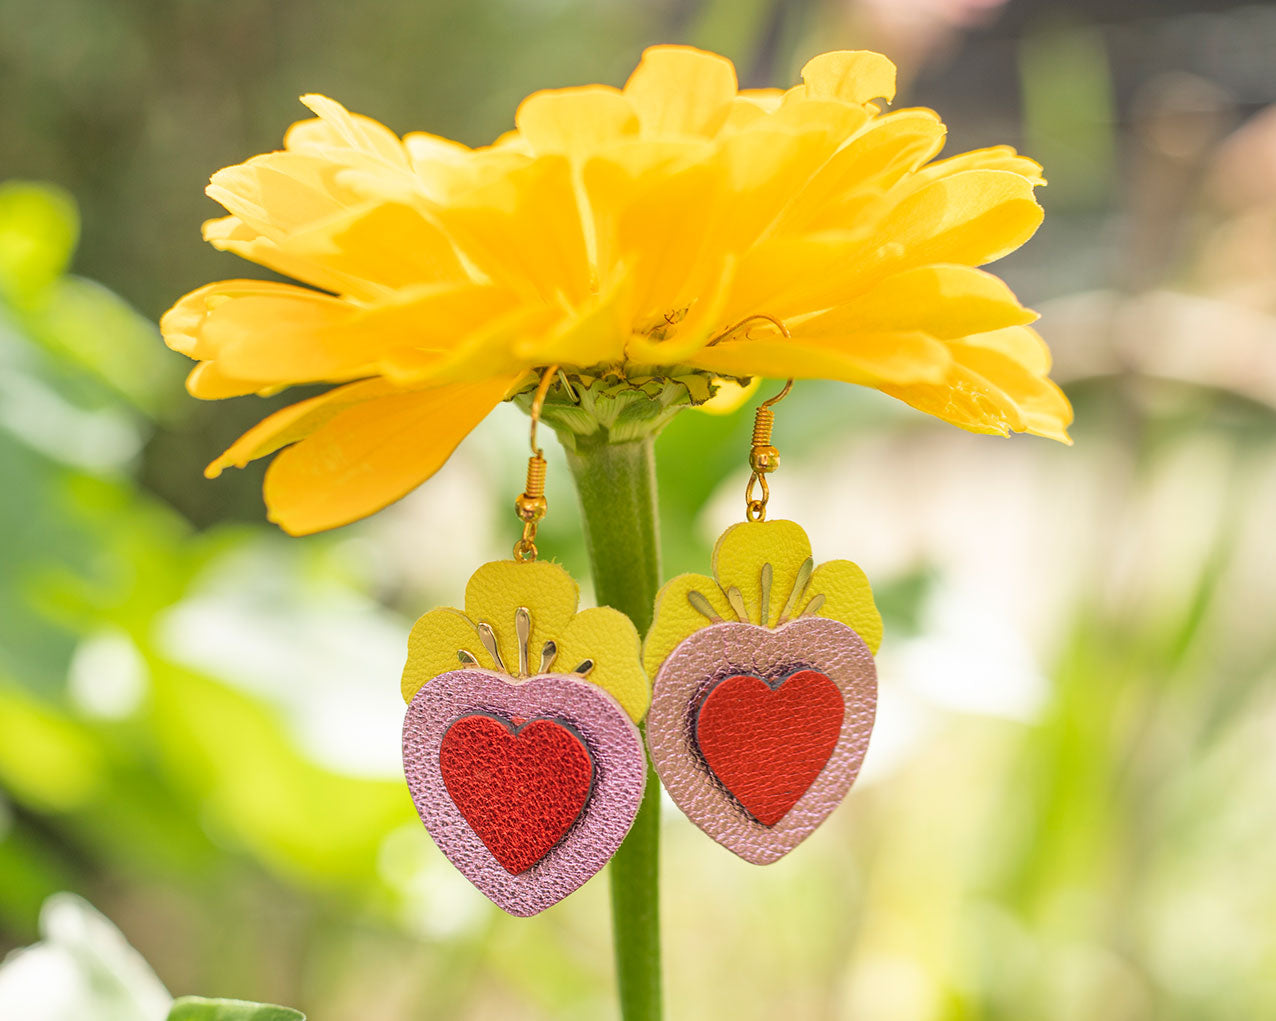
[400,367,649,916]
[643,318,881,865]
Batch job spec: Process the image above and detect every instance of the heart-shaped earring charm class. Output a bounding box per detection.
[401,559,650,915]
[644,519,881,864]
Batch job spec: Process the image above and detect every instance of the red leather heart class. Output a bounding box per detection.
[439,714,594,874]
[696,670,844,827]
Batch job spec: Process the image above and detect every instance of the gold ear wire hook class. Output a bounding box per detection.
[726,317,792,523]
[513,365,559,562]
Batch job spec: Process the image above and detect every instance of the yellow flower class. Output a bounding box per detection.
[643,519,881,678]
[401,560,650,722]
[162,46,1072,535]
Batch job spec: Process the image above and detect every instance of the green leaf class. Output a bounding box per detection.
[166,996,305,1021]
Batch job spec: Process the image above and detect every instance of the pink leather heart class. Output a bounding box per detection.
[647,617,876,864]
[404,669,646,916]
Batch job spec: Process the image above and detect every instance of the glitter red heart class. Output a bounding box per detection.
[696,670,844,826]
[439,714,593,875]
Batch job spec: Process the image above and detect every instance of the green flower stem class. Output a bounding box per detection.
[565,434,663,1021]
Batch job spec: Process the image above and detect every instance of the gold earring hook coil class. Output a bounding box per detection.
[715,316,793,522]
[513,364,559,562]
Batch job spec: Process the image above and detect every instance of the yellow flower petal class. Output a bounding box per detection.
[203,281,522,385]
[428,155,593,305]
[875,168,1044,269]
[915,145,1046,187]
[401,608,494,702]
[555,607,650,721]
[795,263,1038,341]
[959,323,1052,375]
[513,275,633,367]
[160,279,327,359]
[266,201,468,295]
[877,347,1070,440]
[800,50,897,105]
[945,336,1073,441]
[623,45,738,138]
[516,86,639,159]
[292,94,412,167]
[185,360,263,400]
[262,374,517,535]
[687,329,951,386]
[624,260,733,363]
[587,156,727,318]
[168,48,1072,537]
[204,377,400,478]
[773,108,946,236]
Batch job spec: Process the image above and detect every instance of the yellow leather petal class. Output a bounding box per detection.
[642,572,727,678]
[808,561,882,653]
[401,608,495,702]
[555,607,650,722]
[712,520,813,627]
[800,50,897,105]
[262,374,517,535]
[644,519,885,677]
[463,560,580,675]
[623,45,738,138]
[402,567,650,720]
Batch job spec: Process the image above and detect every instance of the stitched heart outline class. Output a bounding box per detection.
[647,617,876,864]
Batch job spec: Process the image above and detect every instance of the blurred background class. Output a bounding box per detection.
[3,0,1276,1018]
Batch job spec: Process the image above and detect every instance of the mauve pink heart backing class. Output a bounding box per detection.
[403,669,646,916]
[647,617,877,864]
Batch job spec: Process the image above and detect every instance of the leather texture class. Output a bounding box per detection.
[646,616,876,864]
[439,715,594,875]
[643,519,881,677]
[403,668,645,916]
[695,669,843,827]
[400,559,650,722]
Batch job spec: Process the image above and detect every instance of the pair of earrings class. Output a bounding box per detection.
[400,323,881,916]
